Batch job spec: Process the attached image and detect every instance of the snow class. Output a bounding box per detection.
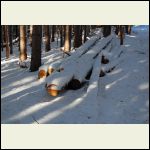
[60,31,102,69]
[1,26,149,124]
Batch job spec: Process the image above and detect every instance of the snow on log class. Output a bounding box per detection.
[45,34,113,96]
[46,63,77,96]
[101,54,124,73]
[47,59,63,74]
[38,64,48,79]
[87,53,102,95]
[61,35,113,71]
[71,35,113,86]
[59,33,102,70]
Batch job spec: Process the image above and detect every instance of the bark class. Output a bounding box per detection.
[15,25,19,38]
[44,25,51,51]
[29,25,33,46]
[115,25,119,35]
[9,25,13,54]
[1,26,3,51]
[60,25,64,47]
[64,25,71,52]
[128,25,131,34]
[120,25,124,45]
[19,25,27,62]
[4,25,10,59]
[51,25,56,42]
[103,25,111,37]
[30,25,42,72]
[83,25,87,43]
[74,25,82,48]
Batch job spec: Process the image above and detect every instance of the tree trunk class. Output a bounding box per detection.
[51,25,56,42]
[83,25,87,43]
[29,25,33,46]
[128,25,131,34]
[103,25,111,37]
[1,26,3,51]
[19,25,27,62]
[60,25,64,47]
[120,25,124,45]
[4,25,10,59]
[86,25,90,36]
[44,25,51,51]
[64,25,71,52]
[115,25,119,35]
[15,25,19,38]
[9,25,13,54]
[74,25,82,48]
[30,25,42,72]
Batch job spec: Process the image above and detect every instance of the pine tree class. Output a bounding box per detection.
[44,25,51,51]
[74,25,82,48]
[64,25,71,52]
[60,25,64,47]
[19,25,27,62]
[103,25,111,37]
[30,25,42,72]
[51,25,56,42]
[4,25,10,59]
[83,25,87,43]
[1,25,3,51]
[9,25,13,54]
[29,25,33,46]
[120,25,124,45]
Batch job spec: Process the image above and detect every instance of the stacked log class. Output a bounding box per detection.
[38,33,102,79]
[46,35,113,96]
[38,65,49,79]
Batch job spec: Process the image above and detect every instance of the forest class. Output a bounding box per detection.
[1,25,149,124]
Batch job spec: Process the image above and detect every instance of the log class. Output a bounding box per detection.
[46,66,75,96]
[38,65,48,79]
[47,59,64,75]
[45,35,113,95]
[59,33,102,70]
[69,35,113,88]
[87,53,102,94]
[47,84,59,96]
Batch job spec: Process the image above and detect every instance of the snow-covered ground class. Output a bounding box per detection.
[1,26,149,124]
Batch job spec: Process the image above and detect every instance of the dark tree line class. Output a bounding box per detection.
[1,25,132,71]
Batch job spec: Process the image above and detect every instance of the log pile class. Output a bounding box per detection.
[38,33,102,79]
[44,34,114,96]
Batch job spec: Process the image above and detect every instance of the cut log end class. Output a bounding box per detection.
[48,68,54,75]
[101,55,109,64]
[67,79,82,90]
[46,84,59,96]
[38,70,47,79]
[100,70,106,77]
[47,89,59,96]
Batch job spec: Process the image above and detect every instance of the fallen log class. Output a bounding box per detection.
[46,65,76,96]
[38,65,49,79]
[87,53,102,94]
[59,33,102,70]
[69,35,113,88]
[47,59,63,75]
[45,35,113,96]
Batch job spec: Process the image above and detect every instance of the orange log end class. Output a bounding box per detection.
[48,68,54,75]
[38,70,47,79]
[47,89,59,96]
